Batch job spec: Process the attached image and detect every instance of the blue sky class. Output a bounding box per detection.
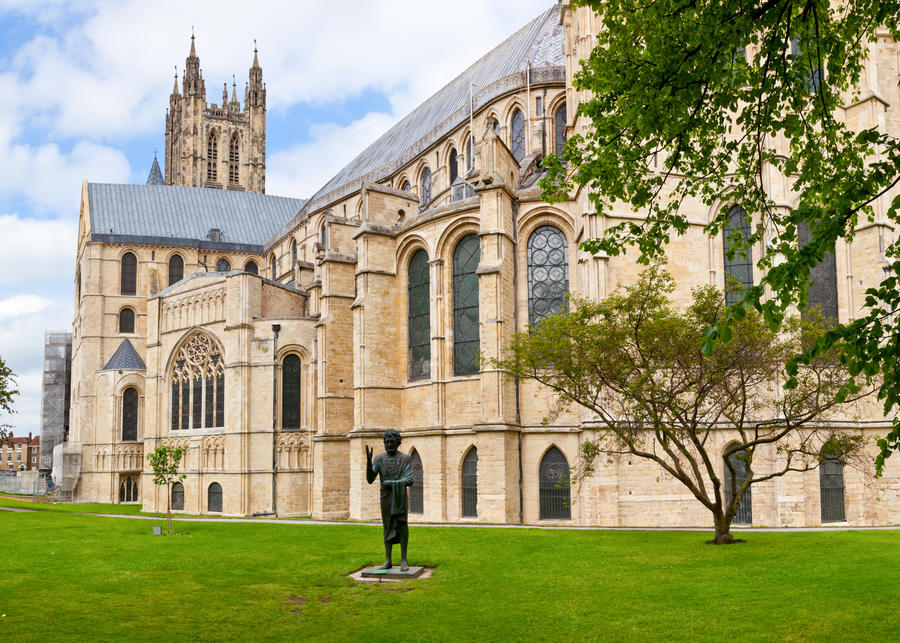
[0,0,553,437]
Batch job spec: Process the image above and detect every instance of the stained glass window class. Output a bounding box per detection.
[510,108,525,162]
[723,205,753,305]
[449,148,458,184]
[798,220,838,320]
[208,482,223,512]
[409,449,423,514]
[527,226,569,326]
[453,234,480,375]
[168,254,184,286]
[554,105,567,156]
[420,167,432,206]
[539,447,571,519]
[216,258,231,272]
[282,354,302,429]
[462,447,478,517]
[408,250,431,380]
[122,387,138,441]
[170,332,225,430]
[119,308,135,334]
[400,179,411,192]
[121,252,137,295]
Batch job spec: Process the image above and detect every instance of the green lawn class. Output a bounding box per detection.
[1,501,898,641]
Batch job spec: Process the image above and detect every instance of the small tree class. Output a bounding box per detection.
[0,356,18,441]
[497,266,873,543]
[147,445,186,535]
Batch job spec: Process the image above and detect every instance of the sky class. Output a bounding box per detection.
[0,0,553,438]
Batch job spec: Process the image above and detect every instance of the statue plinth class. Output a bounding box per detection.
[360,565,425,579]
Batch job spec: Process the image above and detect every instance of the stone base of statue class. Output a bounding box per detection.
[360,565,425,580]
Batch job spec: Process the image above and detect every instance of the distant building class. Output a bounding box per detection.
[1,433,37,472]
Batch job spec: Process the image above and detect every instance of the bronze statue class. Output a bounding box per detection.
[365,429,413,571]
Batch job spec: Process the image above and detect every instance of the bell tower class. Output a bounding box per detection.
[164,36,266,193]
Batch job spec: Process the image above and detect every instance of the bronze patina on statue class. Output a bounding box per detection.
[365,429,413,571]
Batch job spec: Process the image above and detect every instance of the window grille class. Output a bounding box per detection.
[282,354,302,429]
[122,387,138,441]
[171,482,185,510]
[453,234,480,375]
[724,448,753,524]
[245,261,258,275]
[554,105,567,156]
[820,456,846,523]
[121,252,137,295]
[207,132,218,182]
[527,226,569,326]
[449,148,458,184]
[208,482,223,512]
[228,135,239,184]
[510,108,525,162]
[216,258,231,272]
[119,308,135,334]
[420,167,432,206]
[539,447,571,519]
[407,250,431,380]
[798,220,838,320]
[723,205,754,305]
[170,333,225,430]
[168,255,184,286]
[462,448,478,517]
[409,450,423,514]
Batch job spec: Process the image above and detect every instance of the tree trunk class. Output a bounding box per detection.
[166,483,171,536]
[713,513,734,544]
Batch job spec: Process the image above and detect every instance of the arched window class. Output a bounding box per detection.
[510,107,525,162]
[461,447,478,517]
[291,239,297,266]
[820,453,846,523]
[270,254,277,279]
[208,482,223,512]
[228,134,239,185]
[122,387,139,441]
[453,234,480,376]
[216,258,231,272]
[449,148,458,184]
[320,223,327,248]
[466,136,474,171]
[554,105,567,156]
[207,131,218,182]
[119,475,139,503]
[400,179,411,192]
[281,354,302,429]
[168,254,184,286]
[121,252,137,295]
[420,167,432,206]
[539,447,571,519]
[724,447,752,525]
[798,220,838,320]
[527,226,569,326]
[119,308,135,334]
[407,249,431,380]
[170,332,225,431]
[409,449,424,514]
[723,205,753,305]
[171,482,185,511]
[245,260,258,275]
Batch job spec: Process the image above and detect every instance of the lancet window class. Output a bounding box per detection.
[228,134,239,185]
[453,234,480,376]
[510,107,525,162]
[407,249,431,380]
[170,332,225,431]
[207,131,218,182]
[420,167,432,206]
[527,226,569,326]
[245,260,258,275]
[723,205,753,306]
[798,220,838,320]
[554,105,567,156]
[168,254,184,286]
[121,252,137,295]
[449,148,458,184]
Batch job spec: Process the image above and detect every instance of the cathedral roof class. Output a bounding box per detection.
[87,183,305,252]
[287,5,564,228]
[146,156,164,185]
[102,339,146,371]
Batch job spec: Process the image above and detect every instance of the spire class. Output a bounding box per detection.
[248,41,264,108]
[183,31,205,98]
[172,66,179,95]
[231,75,239,107]
[190,28,196,57]
[222,82,228,107]
[252,40,260,69]
[146,152,164,186]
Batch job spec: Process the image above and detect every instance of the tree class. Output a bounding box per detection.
[0,356,18,441]
[541,1,900,473]
[496,266,872,543]
[147,445,186,535]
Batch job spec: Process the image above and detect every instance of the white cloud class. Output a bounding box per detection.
[0,214,77,290]
[0,294,55,319]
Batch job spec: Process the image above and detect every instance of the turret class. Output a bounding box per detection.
[182,34,205,99]
[247,42,265,108]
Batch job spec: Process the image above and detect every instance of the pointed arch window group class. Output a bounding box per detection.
[207,131,218,182]
[170,332,225,431]
[228,134,240,185]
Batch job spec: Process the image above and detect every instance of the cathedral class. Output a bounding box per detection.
[66,3,900,526]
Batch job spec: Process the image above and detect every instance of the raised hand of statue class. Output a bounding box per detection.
[365,444,374,464]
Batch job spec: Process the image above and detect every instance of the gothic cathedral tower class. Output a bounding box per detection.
[164,36,266,193]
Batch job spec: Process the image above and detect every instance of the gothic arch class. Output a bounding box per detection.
[435,217,480,260]
[167,329,226,431]
[538,445,571,520]
[395,235,432,274]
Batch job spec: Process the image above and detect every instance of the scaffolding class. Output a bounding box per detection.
[39,331,71,471]
[52,442,81,499]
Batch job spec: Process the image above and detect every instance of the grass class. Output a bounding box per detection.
[2,500,898,641]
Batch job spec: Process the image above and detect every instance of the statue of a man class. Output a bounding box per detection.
[365,429,413,570]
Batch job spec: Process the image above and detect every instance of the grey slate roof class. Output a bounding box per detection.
[103,339,146,371]
[289,5,564,226]
[87,183,305,252]
[146,157,164,185]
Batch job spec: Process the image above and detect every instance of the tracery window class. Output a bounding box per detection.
[119,475,138,503]
[539,447,571,519]
[228,134,239,185]
[121,252,137,295]
[407,249,431,380]
[207,131,218,182]
[420,167,432,206]
[168,254,184,286]
[409,449,424,514]
[281,354,302,429]
[119,308,135,334]
[461,447,478,517]
[171,482,185,510]
[245,260,258,275]
[527,226,569,327]
[216,258,231,272]
[449,148,458,184]
[554,105,567,156]
[170,332,225,431]
[510,107,525,162]
[723,205,753,306]
[798,220,838,320]
[208,482,223,512]
[122,387,139,441]
[452,234,480,376]
[724,447,752,525]
[820,453,846,523]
